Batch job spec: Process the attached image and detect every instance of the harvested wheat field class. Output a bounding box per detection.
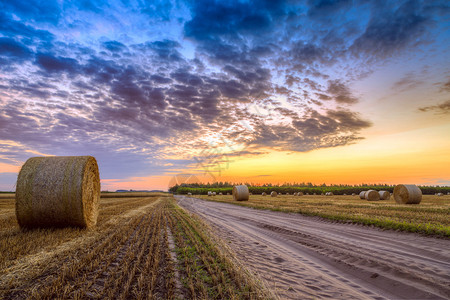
[179,195,450,299]
[193,193,450,236]
[0,194,269,299]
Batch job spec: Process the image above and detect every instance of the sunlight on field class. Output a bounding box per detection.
[194,194,450,236]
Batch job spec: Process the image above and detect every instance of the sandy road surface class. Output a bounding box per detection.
[176,196,450,300]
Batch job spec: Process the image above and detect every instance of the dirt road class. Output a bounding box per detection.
[177,196,450,300]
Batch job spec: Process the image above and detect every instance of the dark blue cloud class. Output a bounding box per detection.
[0,38,33,67]
[35,53,80,74]
[350,0,431,59]
[102,41,128,53]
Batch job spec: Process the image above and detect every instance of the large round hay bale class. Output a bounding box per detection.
[270,191,277,197]
[15,156,100,228]
[365,190,380,201]
[394,184,422,204]
[379,190,390,200]
[359,191,366,199]
[232,185,249,201]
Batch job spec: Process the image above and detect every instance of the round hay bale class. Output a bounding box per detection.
[293,192,297,196]
[352,193,356,196]
[232,185,249,201]
[227,192,230,195]
[343,193,347,196]
[270,191,277,197]
[187,192,192,196]
[212,192,216,196]
[15,156,100,228]
[365,190,380,201]
[219,192,223,195]
[208,191,212,196]
[359,191,366,199]
[262,192,267,196]
[313,193,317,195]
[286,192,289,195]
[298,192,303,196]
[447,192,450,195]
[394,184,422,204]
[327,192,334,196]
[437,192,443,196]
[379,190,390,200]
[305,193,309,195]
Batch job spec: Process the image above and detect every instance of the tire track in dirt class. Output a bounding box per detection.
[177,196,450,300]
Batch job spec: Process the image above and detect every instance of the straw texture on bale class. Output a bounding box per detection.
[394,184,422,204]
[365,190,380,201]
[270,191,277,197]
[16,156,100,228]
[232,185,249,201]
[379,191,390,200]
[359,191,366,199]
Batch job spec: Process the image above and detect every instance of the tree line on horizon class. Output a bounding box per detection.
[169,182,450,195]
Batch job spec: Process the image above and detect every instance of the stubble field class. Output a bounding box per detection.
[194,194,450,236]
[0,194,268,299]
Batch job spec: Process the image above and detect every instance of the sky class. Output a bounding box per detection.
[0,0,449,191]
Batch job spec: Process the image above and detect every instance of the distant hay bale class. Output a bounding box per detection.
[447,192,450,195]
[219,192,223,195]
[232,185,249,201]
[286,192,289,195]
[359,191,366,199]
[262,192,267,196]
[249,192,253,195]
[313,193,317,195]
[343,193,347,196]
[436,192,443,196]
[270,191,277,197]
[208,191,212,196]
[394,184,422,204]
[365,190,380,201]
[187,192,192,196]
[379,190,390,200]
[325,192,333,196]
[352,193,356,196]
[212,192,216,196]
[298,192,303,196]
[305,193,309,195]
[15,156,100,228]
[227,192,230,195]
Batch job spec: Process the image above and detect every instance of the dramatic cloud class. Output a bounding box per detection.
[0,0,447,186]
